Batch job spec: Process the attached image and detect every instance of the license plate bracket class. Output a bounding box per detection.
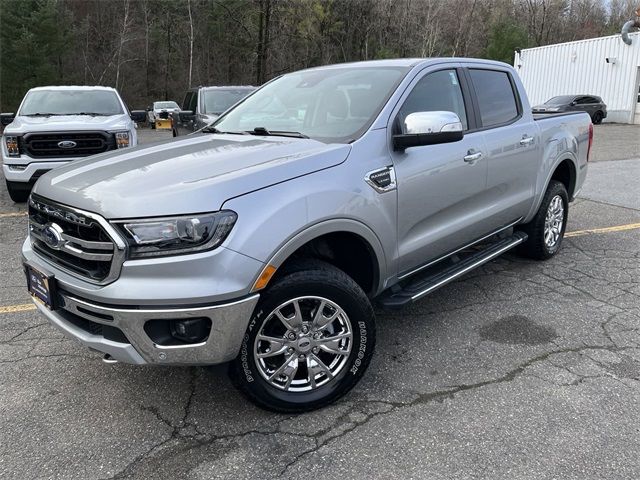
[25,263,57,310]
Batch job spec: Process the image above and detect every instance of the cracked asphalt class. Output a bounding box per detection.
[1,125,639,479]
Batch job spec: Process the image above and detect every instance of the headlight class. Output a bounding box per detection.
[4,136,20,156]
[115,131,131,148]
[117,211,237,258]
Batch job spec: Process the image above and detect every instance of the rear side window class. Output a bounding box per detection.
[469,69,519,128]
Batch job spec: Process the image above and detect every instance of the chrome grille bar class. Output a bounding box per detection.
[28,195,126,285]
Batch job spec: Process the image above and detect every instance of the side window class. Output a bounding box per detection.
[575,97,589,105]
[469,69,519,128]
[399,69,468,130]
[182,92,194,111]
[188,91,198,112]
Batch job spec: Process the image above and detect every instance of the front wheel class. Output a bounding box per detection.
[230,261,376,413]
[518,180,569,260]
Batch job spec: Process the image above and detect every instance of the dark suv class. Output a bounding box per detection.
[172,86,255,136]
[532,95,607,124]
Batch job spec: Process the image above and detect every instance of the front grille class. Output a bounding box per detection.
[23,131,115,158]
[28,195,122,283]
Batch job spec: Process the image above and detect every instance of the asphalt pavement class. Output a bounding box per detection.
[1,124,639,479]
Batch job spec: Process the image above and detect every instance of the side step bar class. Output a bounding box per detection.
[379,231,528,309]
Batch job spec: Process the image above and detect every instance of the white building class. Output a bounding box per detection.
[514,31,640,124]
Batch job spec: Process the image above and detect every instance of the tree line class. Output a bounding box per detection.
[1,0,638,111]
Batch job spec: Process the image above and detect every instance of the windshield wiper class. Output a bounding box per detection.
[65,112,109,116]
[248,127,309,139]
[22,113,59,117]
[200,126,248,135]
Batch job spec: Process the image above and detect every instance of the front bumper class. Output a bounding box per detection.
[32,289,259,365]
[3,159,73,183]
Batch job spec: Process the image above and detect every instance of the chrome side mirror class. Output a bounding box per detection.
[393,111,464,151]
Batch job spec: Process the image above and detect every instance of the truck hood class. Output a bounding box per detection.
[33,133,351,218]
[5,114,132,135]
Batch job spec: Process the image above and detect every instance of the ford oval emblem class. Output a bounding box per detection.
[58,140,77,149]
[42,223,64,250]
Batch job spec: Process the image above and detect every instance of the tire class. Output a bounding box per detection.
[6,181,31,203]
[518,180,568,260]
[229,260,376,413]
[592,111,603,125]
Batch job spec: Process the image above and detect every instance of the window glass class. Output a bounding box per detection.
[188,92,198,112]
[575,97,590,105]
[214,67,408,144]
[545,95,574,105]
[19,90,123,116]
[203,89,254,115]
[469,69,519,127]
[182,92,194,111]
[398,69,468,130]
[154,101,179,109]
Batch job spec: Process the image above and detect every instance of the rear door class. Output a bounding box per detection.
[464,66,539,227]
[390,66,491,275]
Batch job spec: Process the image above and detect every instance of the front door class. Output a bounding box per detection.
[175,91,198,135]
[390,67,490,275]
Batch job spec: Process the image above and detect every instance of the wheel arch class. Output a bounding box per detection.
[525,154,578,223]
[255,219,387,298]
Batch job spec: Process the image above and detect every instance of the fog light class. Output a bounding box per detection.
[169,318,211,343]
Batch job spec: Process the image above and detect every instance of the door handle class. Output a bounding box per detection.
[463,150,482,164]
[520,135,534,146]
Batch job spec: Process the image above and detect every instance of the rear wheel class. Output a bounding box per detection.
[518,180,568,260]
[592,111,603,125]
[5,181,30,203]
[230,261,376,413]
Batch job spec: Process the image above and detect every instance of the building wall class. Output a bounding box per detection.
[514,32,640,124]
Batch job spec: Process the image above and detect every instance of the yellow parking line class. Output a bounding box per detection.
[0,211,27,218]
[0,303,36,314]
[565,222,640,238]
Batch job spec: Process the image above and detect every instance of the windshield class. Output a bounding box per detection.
[19,90,124,116]
[213,66,409,143]
[203,89,253,115]
[544,96,575,105]
[154,101,179,109]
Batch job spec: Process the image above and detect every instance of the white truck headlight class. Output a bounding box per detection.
[4,136,20,156]
[115,131,131,148]
[117,211,237,258]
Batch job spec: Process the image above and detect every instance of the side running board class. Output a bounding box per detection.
[379,231,528,309]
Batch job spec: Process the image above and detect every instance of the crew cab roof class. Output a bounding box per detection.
[295,57,514,75]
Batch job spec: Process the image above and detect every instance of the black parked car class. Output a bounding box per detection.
[532,95,607,124]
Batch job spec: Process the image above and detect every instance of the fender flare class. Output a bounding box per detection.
[259,218,388,296]
[526,153,578,222]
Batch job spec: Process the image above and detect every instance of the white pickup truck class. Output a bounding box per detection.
[1,86,146,202]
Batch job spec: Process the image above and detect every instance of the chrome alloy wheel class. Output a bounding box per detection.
[544,194,565,248]
[253,296,353,392]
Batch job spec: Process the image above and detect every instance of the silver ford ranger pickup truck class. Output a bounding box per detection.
[22,59,592,412]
